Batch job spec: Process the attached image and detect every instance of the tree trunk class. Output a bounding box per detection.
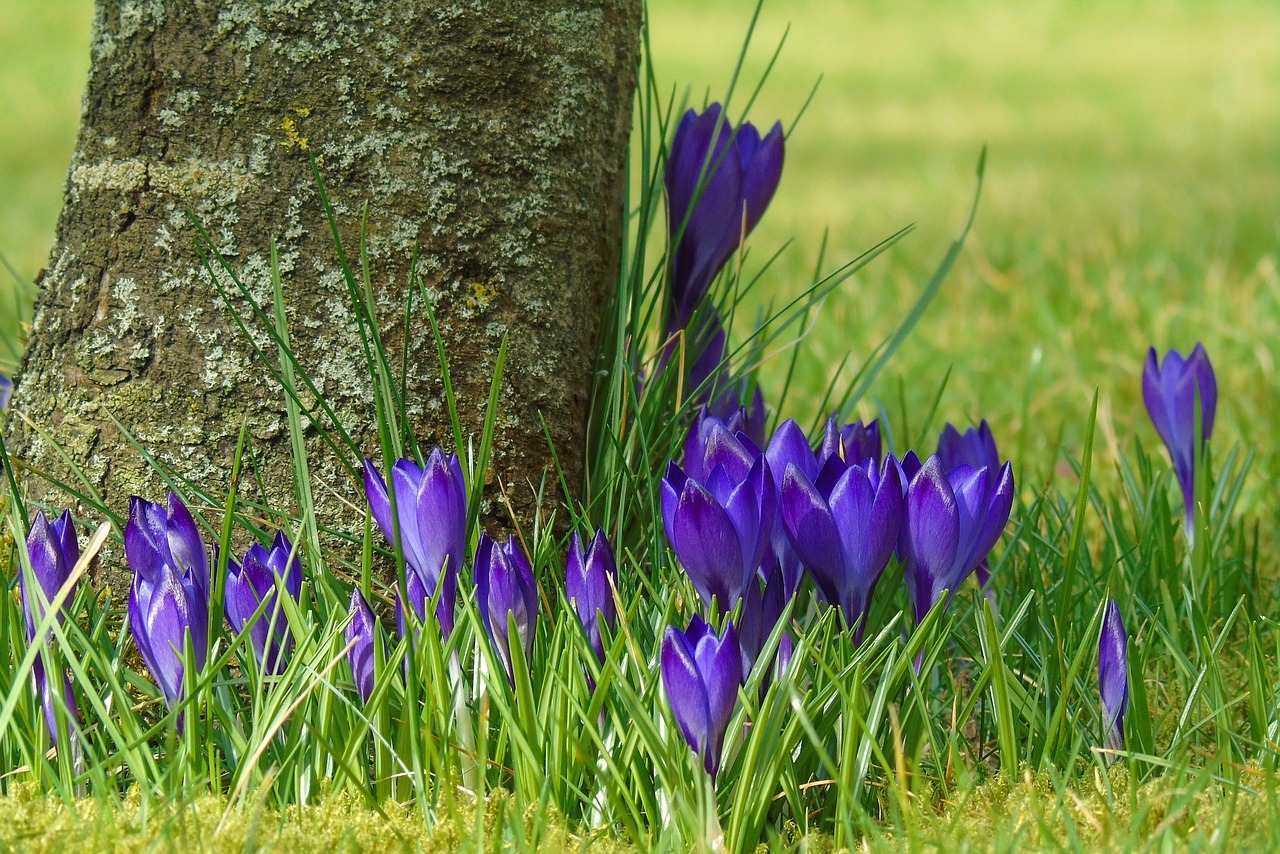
[5,0,641,590]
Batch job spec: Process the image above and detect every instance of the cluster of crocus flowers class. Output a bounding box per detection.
[1142,344,1216,538]
[20,510,80,743]
[223,531,303,675]
[1098,598,1129,756]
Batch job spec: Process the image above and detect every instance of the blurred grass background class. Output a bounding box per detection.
[1,0,1277,499]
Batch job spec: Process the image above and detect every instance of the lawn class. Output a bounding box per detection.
[1,0,1279,850]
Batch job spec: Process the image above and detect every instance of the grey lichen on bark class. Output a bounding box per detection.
[5,0,642,591]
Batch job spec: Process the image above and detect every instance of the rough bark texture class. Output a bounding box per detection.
[6,0,641,591]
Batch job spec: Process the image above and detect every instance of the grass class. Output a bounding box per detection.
[0,0,1279,851]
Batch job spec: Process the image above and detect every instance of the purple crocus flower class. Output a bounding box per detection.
[566,529,618,663]
[661,615,743,779]
[475,534,539,686]
[665,104,784,330]
[0,372,12,411]
[20,510,80,743]
[224,530,303,675]
[780,455,903,643]
[937,420,1004,595]
[820,417,881,471]
[346,588,379,705]
[125,494,210,709]
[663,420,776,614]
[1142,344,1217,536]
[901,455,1014,626]
[737,562,790,681]
[1099,598,1129,754]
[364,448,466,639]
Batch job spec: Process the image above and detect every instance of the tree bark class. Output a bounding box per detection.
[5,0,641,590]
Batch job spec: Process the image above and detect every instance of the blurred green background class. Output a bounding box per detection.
[1,0,1277,493]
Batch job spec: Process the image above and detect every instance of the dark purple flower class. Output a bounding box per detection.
[901,456,1014,625]
[566,529,618,663]
[346,588,379,705]
[661,615,742,779]
[364,448,466,639]
[125,494,210,709]
[665,104,784,330]
[663,420,775,614]
[0,372,11,411]
[1099,598,1129,753]
[1142,345,1217,534]
[475,534,539,686]
[224,530,303,675]
[20,510,80,743]
[780,455,903,642]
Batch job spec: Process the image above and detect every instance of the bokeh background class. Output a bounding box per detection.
[1,0,1277,497]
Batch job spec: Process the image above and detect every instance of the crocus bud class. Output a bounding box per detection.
[475,534,539,686]
[565,529,618,663]
[901,456,1013,626]
[1142,344,1216,536]
[20,510,80,743]
[364,448,466,639]
[937,420,1004,596]
[1099,599,1129,755]
[224,530,303,675]
[661,615,742,779]
[125,494,210,709]
[346,589,379,705]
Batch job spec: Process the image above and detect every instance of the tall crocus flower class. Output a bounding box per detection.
[364,448,466,639]
[346,589,379,705]
[1142,344,1217,536]
[224,530,303,675]
[937,420,1004,595]
[20,510,80,742]
[125,494,210,709]
[475,534,539,686]
[663,419,775,614]
[780,455,903,643]
[1099,599,1129,755]
[901,456,1014,626]
[566,529,618,663]
[665,104,784,330]
[661,615,742,779]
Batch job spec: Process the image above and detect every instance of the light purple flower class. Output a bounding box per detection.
[364,448,466,639]
[566,529,618,663]
[1142,344,1216,534]
[661,615,743,779]
[475,534,539,686]
[346,588,379,705]
[125,494,210,709]
[224,530,303,675]
[20,510,80,743]
[1099,598,1129,754]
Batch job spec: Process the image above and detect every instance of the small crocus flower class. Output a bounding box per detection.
[0,372,12,411]
[125,494,210,709]
[661,615,743,779]
[566,529,618,663]
[475,534,539,686]
[937,420,1004,595]
[780,455,903,643]
[20,510,80,742]
[665,104,784,330]
[224,530,303,675]
[901,455,1014,626]
[346,589,379,705]
[1099,598,1129,755]
[663,420,775,614]
[1142,344,1217,535]
[364,448,466,639]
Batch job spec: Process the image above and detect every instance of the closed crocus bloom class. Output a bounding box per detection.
[937,420,1004,594]
[346,589,379,705]
[780,455,903,643]
[21,510,80,742]
[224,530,303,675]
[819,416,881,471]
[663,420,775,614]
[125,494,210,709]
[765,419,821,599]
[364,448,466,639]
[665,104,784,330]
[901,456,1014,626]
[1099,599,1129,754]
[661,615,743,779]
[475,534,539,686]
[1142,345,1217,535]
[566,529,617,663]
